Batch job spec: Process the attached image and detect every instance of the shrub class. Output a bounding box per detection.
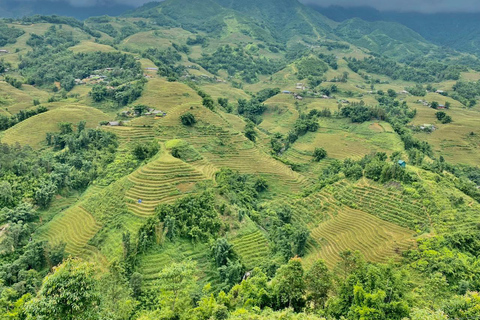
[313,148,327,162]
[180,112,196,126]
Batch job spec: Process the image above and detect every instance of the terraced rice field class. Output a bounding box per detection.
[281,181,418,268]
[305,204,415,268]
[230,230,269,269]
[103,118,157,152]
[38,205,106,264]
[138,242,220,290]
[334,180,429,230]
[195,133,309,194]
[125,152,209,217]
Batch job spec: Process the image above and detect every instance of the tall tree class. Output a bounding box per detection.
[305,259,332,310]
[272,258,305,311]
[25,258,100,320]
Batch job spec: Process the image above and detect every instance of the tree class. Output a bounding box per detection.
[202,96,215,110]
[133,104,149,116]
[387,89,397,98]
[0,181,14,207]
[25,258,100,320]
[218,98,229,109]
[90,85,107,102]
[244,122,257,142]
[313,148,327,162]
[431,101,439,109]
[436,111,452,124]
[180,112,196,126]
[211,238,234,267]
[34,182,57,208]
[272,258,305,311]
[98,264,137,320]
[157,261,197,316]
[305,259,332,310]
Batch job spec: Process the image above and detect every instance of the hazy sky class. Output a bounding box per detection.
[302,0,480,13]
[11,0,480,13]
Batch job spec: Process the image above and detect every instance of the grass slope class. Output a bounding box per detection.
[1,105,108,148]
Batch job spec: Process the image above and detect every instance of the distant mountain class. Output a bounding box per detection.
[124,0,337,43]
[0,0,134,20]
[310,5,480,57]
[125,0,439,61]
[335,18,435,60]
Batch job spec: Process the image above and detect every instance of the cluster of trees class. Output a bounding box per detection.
[0,60,9,74]
[451,80,480,107]
[90,79,146,107]
[271,111,320,155]
[87,16,146,42]
[237,99,267,124]
[186,35,208,46]
[132,141,160,161]
[0,129,115,210]
[406,84,426,96]
[4,75,22,88]
[43,121,119,191]
[26,25,77,48]
[20,26,142,92]
[0,23,25,46]
[340,102,387,123]
[295,56,328,80]
[435,111,452,124]
[318,53,338,70]
[142,46,185,80]
[347,56,464,83]
[194,45,284,83]
[155,191,222,243]
[0,106,48,131]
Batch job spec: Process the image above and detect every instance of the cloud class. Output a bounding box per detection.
[9,0,152,8]
[8,0,480,13]
[301,0,480,13]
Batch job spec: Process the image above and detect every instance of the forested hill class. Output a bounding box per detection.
[125,0,440,61]
[311,4,480,57]
[124,0,336,42]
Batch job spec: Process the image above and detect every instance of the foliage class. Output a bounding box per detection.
[216,169,267,210]
[0,106,48,131]
[156,192,221,242]
[347,56,465,83]
[312,148,327,162]
[19,27,142,94]
[435,111,452,124]
[156,261,197,317]
[295,56,328,80]
[25,258,100,320]
[0,23,25,46]
[180,112,196,126]
[244,122,257,142]
[272,258,305,311]
[195,45,283,83]
[132,141,160,161]
[4,75,22,89]
[451,80,480,106]
[142,47,185,80]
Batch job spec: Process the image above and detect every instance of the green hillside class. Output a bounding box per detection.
[2,1,480,319]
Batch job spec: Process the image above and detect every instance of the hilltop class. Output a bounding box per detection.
[1,0,480,319]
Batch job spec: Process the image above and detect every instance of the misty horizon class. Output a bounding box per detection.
[2,0,480,15]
